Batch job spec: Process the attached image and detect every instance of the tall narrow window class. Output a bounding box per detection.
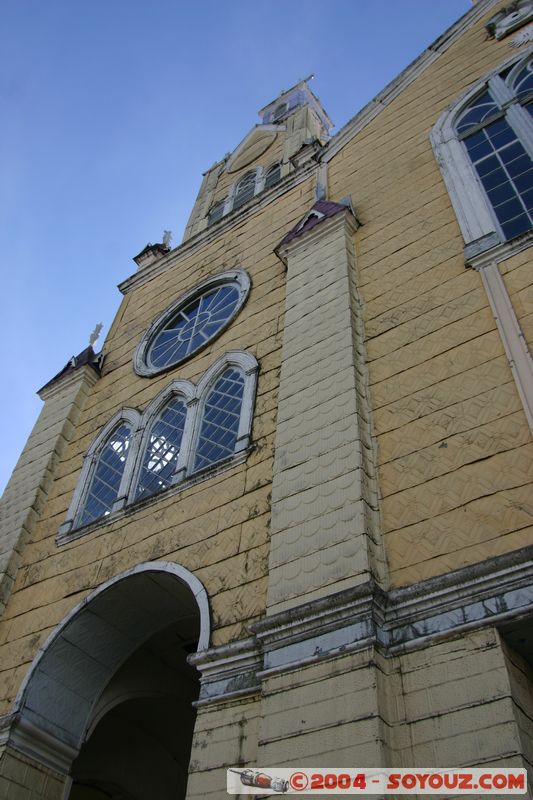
[264,162,281,190]
[194,368,245,472]
[272,102,288,121]
[208,198,225,226]
[136,397,187,499]
[432,52,533,252]
[456,57,533,240]
[77,423,131,527]
[233,172,256,211]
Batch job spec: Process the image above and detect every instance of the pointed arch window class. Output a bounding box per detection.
[194,368,245,472]
[207,198,226,226]
[60,353,258,539]
[431,51,533,255]
[77,423,131,526]
[264,161,281,190]
[233,171,257,211]
[135,396,188,499]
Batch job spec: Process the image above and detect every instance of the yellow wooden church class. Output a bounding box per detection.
[1,0,532,797]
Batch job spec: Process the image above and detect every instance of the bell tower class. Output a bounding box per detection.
[182,78,333,241]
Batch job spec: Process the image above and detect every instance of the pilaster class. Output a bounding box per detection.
[267,206,386,615]
[0,358,99,614]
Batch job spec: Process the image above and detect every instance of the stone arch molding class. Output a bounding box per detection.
[6,561,210,772]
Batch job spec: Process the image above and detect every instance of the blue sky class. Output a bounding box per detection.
[1,0,471,494]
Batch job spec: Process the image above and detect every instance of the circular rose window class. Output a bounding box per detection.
[134,270,250,376]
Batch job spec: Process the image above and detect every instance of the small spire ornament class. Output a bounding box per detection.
[89,322,103,348]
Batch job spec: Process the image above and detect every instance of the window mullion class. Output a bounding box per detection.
[116,425,143,509]
[506,103,533,160]
[488,74,513,106]
[172,399,197,483]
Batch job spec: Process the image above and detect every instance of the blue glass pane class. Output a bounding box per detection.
[501,214,532,239]
[194,368,245,472]
[522,188,533,212]
[79,424,131,526]
[136,397,187,499]
[499,142,526,165]
[475,154,500,177]
[456,90,499,134]
[464,135,493,161]
[149,284,241,369]
[486,125,515,149]
[492,197,524,221]
[480,166,507,191]
[486,182,516,206]
[505,154,531,179]
[465,116,533,241]
[514,168,533,193]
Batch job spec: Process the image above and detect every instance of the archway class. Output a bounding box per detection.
[12,562,209,800]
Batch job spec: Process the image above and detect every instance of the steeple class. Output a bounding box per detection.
[182,77,333,242]
[258,76,333,138]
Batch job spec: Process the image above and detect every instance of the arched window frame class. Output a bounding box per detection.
[208,160,286,225]
[133,270,251,377]
[231,169,260,212]
[127,379,195,503]
[264,161,282,190]
[431,47,533,258]
[60,352,258,538]
[59,408,141,535]
[187,351,259,477]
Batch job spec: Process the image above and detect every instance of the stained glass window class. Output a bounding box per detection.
[78,424,131,526]
[194,368,245,472]
[136,397,187,499]
[147,284,242,371]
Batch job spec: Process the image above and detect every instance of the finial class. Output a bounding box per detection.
[89,323,103,348]
[162,230,172,248]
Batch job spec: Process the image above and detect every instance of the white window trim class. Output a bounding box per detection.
[209,161,284,224]
[467,234,533,435]
[191,350,259,464]
[133,269,251,377]
[430,46,533,259]
[60,352,259,538]
[59,408,141,535]
[126,379,196,502]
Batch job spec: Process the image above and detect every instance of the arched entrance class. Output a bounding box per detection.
[12,562,209,800]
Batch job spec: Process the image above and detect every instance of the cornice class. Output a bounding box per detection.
[4,716,77,775]
[118,164,316,296]
[190,546,533,702]
[466,229,533,269]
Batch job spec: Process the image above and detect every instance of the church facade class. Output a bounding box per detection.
[1,1,533,798]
